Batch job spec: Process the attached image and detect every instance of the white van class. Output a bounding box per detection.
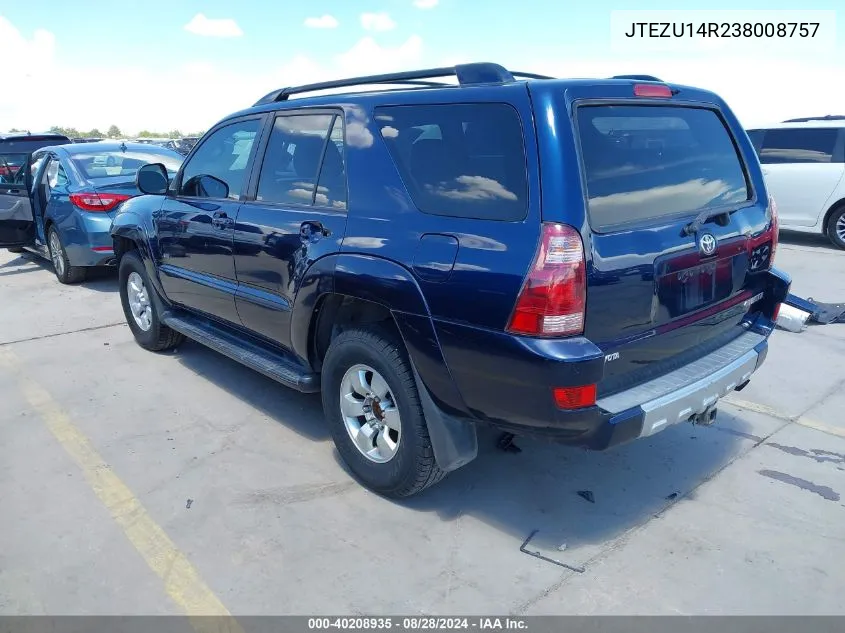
[746,117,845,249]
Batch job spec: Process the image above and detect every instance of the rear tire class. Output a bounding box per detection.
[118,250,185,351]
[826,206,845,250]
[321,326,447,498]
[48,226,86,284]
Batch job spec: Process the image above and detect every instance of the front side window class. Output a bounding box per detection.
[755,128,838,164]
[375,103,529,221]
[255,113,345,207]
[577,105,751,231]
[180,119,260,199]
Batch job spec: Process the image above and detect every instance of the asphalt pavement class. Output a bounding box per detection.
[0,234,843,618]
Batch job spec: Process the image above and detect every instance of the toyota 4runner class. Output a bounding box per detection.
[110,63,790,498]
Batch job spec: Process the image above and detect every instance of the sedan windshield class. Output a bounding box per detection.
[71,149,183,181]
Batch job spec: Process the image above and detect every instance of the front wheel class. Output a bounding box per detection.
[321,327,447,498]
[118,250,185,351]
[6,247,24,253]
[826,206,845,250]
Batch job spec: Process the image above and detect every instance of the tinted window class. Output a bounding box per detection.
[755,128,838,164]
[316,117,346,210]
[0,153,29,184]
[180,120,260,199]
[375,103,528,221]
[255,114,340,206]
[746,129,764,154]
[71,149,183,181]
[577,105,751,231]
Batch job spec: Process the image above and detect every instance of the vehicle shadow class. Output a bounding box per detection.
[167,335,752,556]
[0,251,119,290]
[172,339,329,442]
[780,231,841,252]
[393,416,749,555]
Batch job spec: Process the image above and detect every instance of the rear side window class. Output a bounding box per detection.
[375,103,528,221]
[750,128,839,164]
[577,105,751,232]
[255,113,346,209]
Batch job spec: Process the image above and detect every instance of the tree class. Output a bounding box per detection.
[168,129,183,139]
[107,125,121,138]
[49,125,79,138]
[8,127,23,133]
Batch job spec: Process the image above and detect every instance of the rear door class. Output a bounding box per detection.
[747,127,845,228]
[233,110,348,348]
[565,93,776,394]
[0,149,35,247]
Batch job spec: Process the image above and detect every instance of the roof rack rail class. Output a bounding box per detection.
[782,115,845,122]
[611,74,663,82]
[252,63,554,106]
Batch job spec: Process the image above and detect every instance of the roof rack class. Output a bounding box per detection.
[782,115,845,122]
[611,74,663,82]
[253,62,554,106]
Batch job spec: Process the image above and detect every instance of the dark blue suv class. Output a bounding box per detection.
[110,63,790,498]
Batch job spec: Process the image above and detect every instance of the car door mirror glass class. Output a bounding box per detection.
[136,163,169,195]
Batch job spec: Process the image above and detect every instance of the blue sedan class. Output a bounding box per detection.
[0,141,183,283]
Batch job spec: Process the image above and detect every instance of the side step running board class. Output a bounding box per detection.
[161,312,320,393]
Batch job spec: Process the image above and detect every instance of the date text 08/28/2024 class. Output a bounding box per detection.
[307,618,528,631]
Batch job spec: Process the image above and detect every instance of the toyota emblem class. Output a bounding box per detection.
[698,233,718,256]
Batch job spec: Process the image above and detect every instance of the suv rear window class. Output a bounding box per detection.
[375,103,528,221]
[577,105,751,232]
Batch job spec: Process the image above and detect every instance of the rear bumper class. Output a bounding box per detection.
[593,330,767,447]
[434,267,789,449]
[63,212,116,267]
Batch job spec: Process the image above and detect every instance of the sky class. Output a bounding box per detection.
[1,0,843,135]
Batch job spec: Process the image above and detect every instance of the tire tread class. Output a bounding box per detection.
[324,326,446,497]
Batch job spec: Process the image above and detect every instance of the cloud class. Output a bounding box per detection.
[304,15,339,29]
[183,13,243,38]
[413,0,439,8]
[360,12,396,32]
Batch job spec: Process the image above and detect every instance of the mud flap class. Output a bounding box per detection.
[410,365,478,472]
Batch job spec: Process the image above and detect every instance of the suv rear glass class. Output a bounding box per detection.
[375,103,528,221]
[576,105,751,232]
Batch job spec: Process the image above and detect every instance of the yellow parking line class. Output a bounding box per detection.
[795,416,845,439]
[721,396,786,419]
[0,348,243,633]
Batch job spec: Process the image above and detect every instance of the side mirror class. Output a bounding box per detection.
[182,174,229,199]
[136,163,169,195]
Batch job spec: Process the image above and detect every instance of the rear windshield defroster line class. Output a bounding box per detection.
[575,104,752,232]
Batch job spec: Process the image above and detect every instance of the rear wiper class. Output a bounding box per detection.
[683,209,729,236]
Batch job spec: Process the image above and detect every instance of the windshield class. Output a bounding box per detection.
[71,149,183,181]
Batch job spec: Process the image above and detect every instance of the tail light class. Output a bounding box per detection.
[507,223,586,337]
[553,385,597,409]
[70,191,133,212]
[769,195,779,264]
